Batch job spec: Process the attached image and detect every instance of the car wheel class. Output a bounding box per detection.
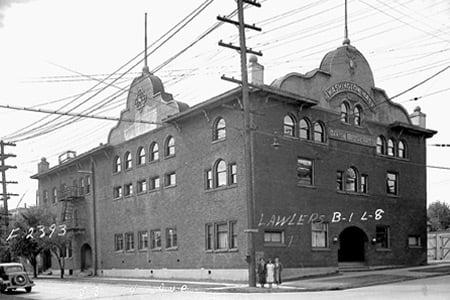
[25,286,32,293]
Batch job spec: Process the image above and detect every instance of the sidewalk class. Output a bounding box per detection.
[33,262,450,293]
[214,262,450,293]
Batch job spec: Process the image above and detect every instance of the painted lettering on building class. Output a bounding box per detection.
[329,128,375,147]
[324,81,375,108]
[258,209,384,227]
[6,223,67,242]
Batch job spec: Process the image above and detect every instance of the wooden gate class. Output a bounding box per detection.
[428,232,450,261]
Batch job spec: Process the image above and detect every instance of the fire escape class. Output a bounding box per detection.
[59,185,85,233]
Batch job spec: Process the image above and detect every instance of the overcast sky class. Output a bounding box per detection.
[0,0,449,209]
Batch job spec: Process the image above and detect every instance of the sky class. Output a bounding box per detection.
[0,0,449,210]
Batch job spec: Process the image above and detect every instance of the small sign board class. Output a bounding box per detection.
[244,229,259,233]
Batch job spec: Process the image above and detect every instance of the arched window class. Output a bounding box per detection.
[283,115,296,137]
[215,159,227,187]
[340,102,350,123]
[313,122,325,142]
[165,136,175,157]
[345,167,358,192]
[150,142,159,161]
[213,117,226,141]
[376,136,386,155]
[387,139,395,156]
[398,141,406,158]
[124,151,132,170]
[137,147,146,165]
[113,156,122,173]
[353,105,362,126]
[299,118,311,140]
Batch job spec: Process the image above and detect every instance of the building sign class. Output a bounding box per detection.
[324,81,375,108]
[329,128,375,147]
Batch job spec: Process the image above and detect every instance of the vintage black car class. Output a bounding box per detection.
[0,262,34,293]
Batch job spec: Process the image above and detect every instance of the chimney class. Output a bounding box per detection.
[248,55,264,85]
[410,106,426,128]
[38,157,49,173]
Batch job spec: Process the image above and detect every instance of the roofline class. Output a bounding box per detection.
[389,121,437,138]
[164,85,318,123]
[30,144,112,179]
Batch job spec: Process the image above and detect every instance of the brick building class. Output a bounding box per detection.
[31,40,436,280]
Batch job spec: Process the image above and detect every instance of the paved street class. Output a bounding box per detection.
[1,275,450,300]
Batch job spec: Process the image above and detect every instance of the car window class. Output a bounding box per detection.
[5,266,23,273]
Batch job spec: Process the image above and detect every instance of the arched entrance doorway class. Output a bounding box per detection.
[80,243,93,271]
[338,226,368,262]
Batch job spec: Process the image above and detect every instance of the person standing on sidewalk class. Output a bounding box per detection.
[274,257,283,287]
[257,258,267,288]
[266,258,275,288]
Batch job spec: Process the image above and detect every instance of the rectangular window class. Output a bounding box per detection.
[166,228,178,249]
[216,223,228,250]
[43,190,48,204]
[386,172,398,195]
[408,236,421,247]
[205,169,213,190]
[150,230,161,249]
[137,179,147,194]
[124,183,133,197]
[114,233,124,251]
[230,221,238,249]
[205,224,213,250]
[264,230,285,245]
[86,176,91,194]
[65,240,73,258]
[336,171,343,191]
[229,163,237,185]
[125,232,134,251]
[113,186,122,199]
[138,231,149,250]
[149,177,160,191]
[165,172,176,187]
[376,225,390,249]
[360,174,368,194]
[297,158,313,185]
[311,222,328,248]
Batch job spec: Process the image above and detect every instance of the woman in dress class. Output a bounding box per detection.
[265,258,275,288]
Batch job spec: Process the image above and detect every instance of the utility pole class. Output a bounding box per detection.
[0,140,18,237]
[218,0,262,287]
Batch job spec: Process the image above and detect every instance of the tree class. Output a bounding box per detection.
[7,206,46,278]
[7,206,70,278]
[427,201,450,231]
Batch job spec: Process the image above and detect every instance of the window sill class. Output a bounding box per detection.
[164,155,176,160]
[205,184,238,193]
[124,168,133,173]
[115,250,124,253]
[212,138,226,144]
[386,194,399,198]
[137,191,147,195]
[124,250,135,254]
[336,190,370,197]
[148,188,161,193]
[151,248,162,252]
[311,247,331,252]
[138,248,148,252]
[148,159,160,164]
[124,195,133,199]
[112,171,121,176]
[166,247,178,251]
[376,153,409,161]
[113,197,123,201]
[296,184,316,189]
[164,185,177,190]
[408,245,422,249]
